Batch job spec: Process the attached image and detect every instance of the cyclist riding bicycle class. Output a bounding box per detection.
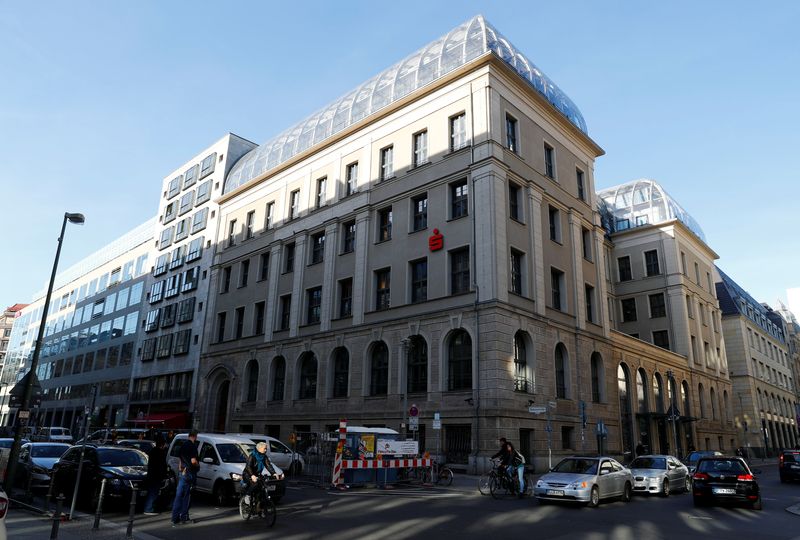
[500,441,526,498]
[242,442,277,500]
[491,437,509,474]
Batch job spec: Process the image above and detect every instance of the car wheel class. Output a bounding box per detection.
[588,485,600,508]
[684,476,692,492]
[622,482,632,503]
[213,481,231,507]
[751,496,763,511]
[661,478,670,497]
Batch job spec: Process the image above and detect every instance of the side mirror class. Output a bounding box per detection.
[202,457,214,464]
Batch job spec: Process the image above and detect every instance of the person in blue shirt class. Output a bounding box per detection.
[172,430,199,526]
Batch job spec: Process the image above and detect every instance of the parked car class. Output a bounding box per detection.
[692,456,761,509]
[78,428,149,445]
[15,442,70,490]
[167,433,286,506]
[0,487,8,540]
[534,456,633,507]
[629,455,690,496]
[117,439,156,453]
[0,438,30,449]
[779,449,800,483]
[683,450,723,474]
[229,433,305,474]
[32,427,73,444]
[51,445,171,510]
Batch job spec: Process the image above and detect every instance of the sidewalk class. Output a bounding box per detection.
[6,505,161,540]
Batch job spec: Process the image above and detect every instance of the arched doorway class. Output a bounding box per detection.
[214,380,230,432]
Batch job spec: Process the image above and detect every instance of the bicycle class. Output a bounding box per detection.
[489,463,531,499]
[238,476,277,527]
[478,459,502,495]
[422,460,454,486]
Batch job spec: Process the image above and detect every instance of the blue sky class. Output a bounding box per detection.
[1,1,798,311]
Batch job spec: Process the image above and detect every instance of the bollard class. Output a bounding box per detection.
[92,478,107,530]
[50,493,64,540]
[125,482,136,539]
[43,474,56,514]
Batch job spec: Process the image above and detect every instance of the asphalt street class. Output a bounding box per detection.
[9,462,800,539]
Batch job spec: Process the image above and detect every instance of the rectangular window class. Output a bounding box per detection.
[649,293,666,318]
[644,249,660,276]
[174,217,190,241]
[694,262,700,284]
[216,312,226,342]
[706,271,712,292]
[509,184,521,221]
[686,295,694,318]
[378,207,392,242]
[156,334,173,358]
[306,287,322,324]
[311,232,325,264]
[289,189,300,220]
[621,298,637,322]
[450,113,467,151]
[505,114,518,153]
[191,207,208,233]
[413,130,428,166]
[177,297,195,323]
[681,251,687,275]
[548,206,561,242]
[149,280,164,303]
[145,309,161,332]
[245,211,255,239]
[163,202,176,224]
[265,202,274,230]
[375,268,391,311]
[167,176,181,198]
[451,179,468,219]
[195,180,211,205]
[342,221,356,253]
[200,153,216,178]
[561,426,574,450]
[239,260,250,288]
[653,330,670,350]
[618,256,632,282]
[254,301,265,335]
[410,259,428,303]
[154,254,169,276]
[510,249,523,295]
[141,338,156,361]
[379,145,394,181]
[585,284,595,323]
[184,164,198,188]
[450,248,470,295]
[284,243,295,273]
[310,176,325,209]
[544,143,555,179]
[412,194,427,231]
[551,268,564,310]
[181,267,199,292]
[158,227,173,250]
[165,274,181,298]
[234,307,245,339]
[258,252,270,281]
[221,266,232,293]
[169,246,185,271]
[173,329,191,355]
[582,228,592,260]
[161,303,176,328]
[178,191,195,216]
[700,304,706,325]
[279,295,291,330]
[228,219,237,247]
[339,278,353,318]
[576,169,585,201]
[345,162,358,196]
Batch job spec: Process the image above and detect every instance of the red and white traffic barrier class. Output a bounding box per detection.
[331,419,347,488]
[343,458,432,470]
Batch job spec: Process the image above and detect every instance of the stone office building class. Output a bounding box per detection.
[195,16,734,470]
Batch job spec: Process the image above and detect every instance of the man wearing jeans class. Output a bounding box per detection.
[172,430,199,526]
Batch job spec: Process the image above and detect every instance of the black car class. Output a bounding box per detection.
[51,445,173,510]
[692,456,761,509]
[779,449,800,482]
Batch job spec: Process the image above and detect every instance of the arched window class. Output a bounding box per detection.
[698,383,706,418]
[681,381,691,417]
[298,352,318,399]
[618,363,634,455]
[757,389,763,411]
[332,348,349,398]
[448,330,472,391]
[668,376,677,411]
[555,343,569,399]
[653,372,664,413]
[590,352,603,403]
[710,387,717,420]
[271,357,285,401]
[245,360,259,402]
[407,336,427,393]
[514,332,532,393]
[370,342,389,395]
[636,368,648,413]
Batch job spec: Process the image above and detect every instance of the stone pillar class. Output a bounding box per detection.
[263,244,282,343]
[527,188,546,315]
[320,223,338,332]
[567,210,585,330]
[352,211,370,325]
[471,163,507,303]
[289,235,307,338]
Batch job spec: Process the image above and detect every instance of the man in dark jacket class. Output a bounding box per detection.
[144,436,168,515]
[172,430,199,526]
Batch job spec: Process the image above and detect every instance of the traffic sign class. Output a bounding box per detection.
[548,401,557,409]
[432,412,441,430]
[409,416,419,431]
[528,406,547,414]
[596,421,608,437]
[409,404,419,417]
[18,410,30,419]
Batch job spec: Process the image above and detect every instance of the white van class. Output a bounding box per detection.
[228,434,305,474]
[33,427,73,444]
[167,433,286,506]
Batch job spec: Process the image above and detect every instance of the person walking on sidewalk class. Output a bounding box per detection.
[172,430,200,526]
[144,436,168,515]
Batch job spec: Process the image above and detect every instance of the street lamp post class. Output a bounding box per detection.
[3,212,84,492]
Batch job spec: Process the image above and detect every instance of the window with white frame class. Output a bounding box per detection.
[183,164,198,189]
[379,146,394,181]
[413,130,428,166]
[178,191,195,216]
[195,180,211,205]
[345,162,358,196]
[167,176,182,198]
[450,113,467,151]
[191,207,208,234]
[200,153,216,178]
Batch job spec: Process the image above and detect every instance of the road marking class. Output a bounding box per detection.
[687,516,713,520]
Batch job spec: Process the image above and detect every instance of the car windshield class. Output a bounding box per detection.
[217,443,253,463]
[97,448,147,467]
[630,457,666,469]
[697,459,747,474]
[783,453,799,463]
[685,452,704,464]
[552,458,598,474]
[32,445,68,458]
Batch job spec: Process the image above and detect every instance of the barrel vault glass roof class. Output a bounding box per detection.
[597,179,706,242]
[224,14,587,194]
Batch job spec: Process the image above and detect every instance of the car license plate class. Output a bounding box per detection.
[713,488,735,494]
[546,489,564,496]
[267,484,277,492]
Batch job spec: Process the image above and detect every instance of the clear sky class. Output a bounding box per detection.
[1,1,798,312]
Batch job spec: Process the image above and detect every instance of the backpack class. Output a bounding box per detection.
[512,450,526,467]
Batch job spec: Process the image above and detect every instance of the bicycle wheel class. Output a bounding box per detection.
[421,468,433,484]
[478,473,492,495]
[489,475,505,499]
[438,467,454,487]
[260,497,277,527]
[239,496,252,521]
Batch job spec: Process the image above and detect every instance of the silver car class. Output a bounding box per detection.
[534,456,633,507]
[629,455,690,496]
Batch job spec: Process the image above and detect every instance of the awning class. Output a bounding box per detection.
[128,412,188,428]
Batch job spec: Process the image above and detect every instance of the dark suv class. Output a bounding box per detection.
[779,449,800,483]
[692,456,761,509]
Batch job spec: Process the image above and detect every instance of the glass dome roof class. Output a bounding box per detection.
[224,14,587,194]
[597,179,706,242]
